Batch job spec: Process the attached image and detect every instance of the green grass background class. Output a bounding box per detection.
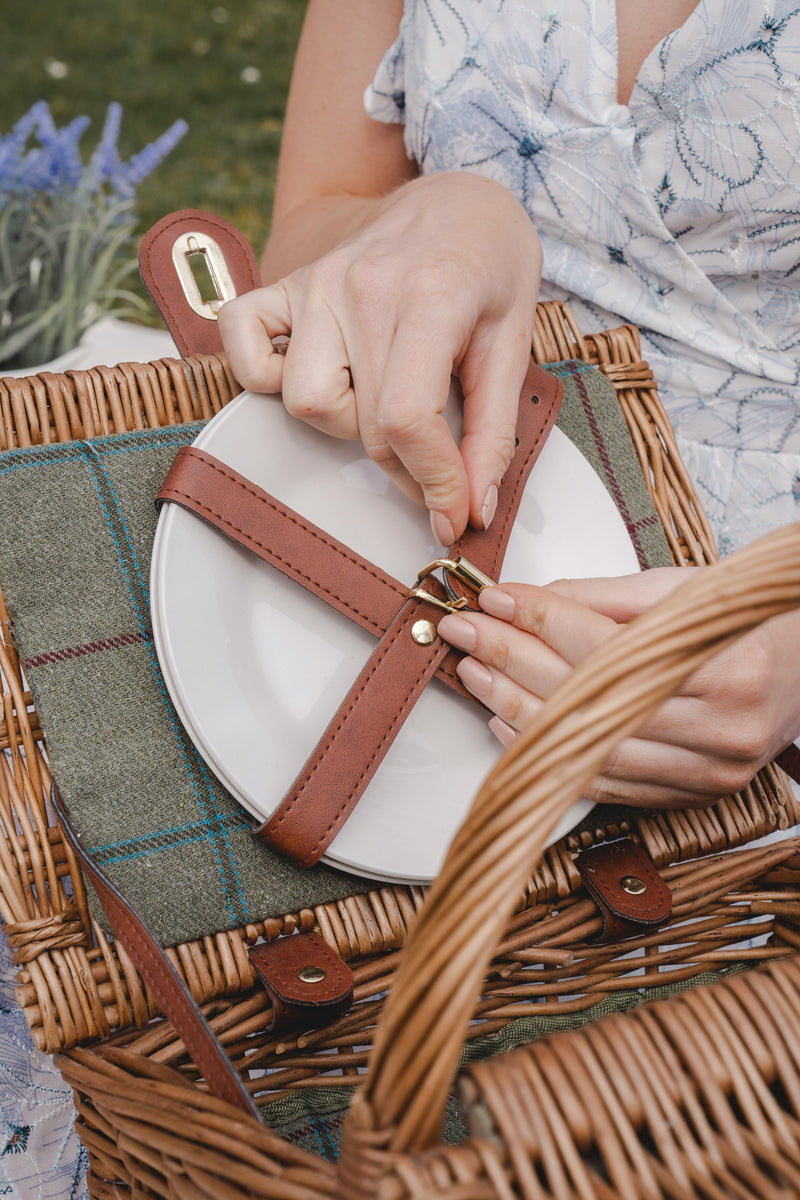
[1,0,309,319]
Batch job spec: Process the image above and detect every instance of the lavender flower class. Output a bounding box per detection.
[0,102,188,368]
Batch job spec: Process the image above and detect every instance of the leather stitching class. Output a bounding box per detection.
[266,607,447,865]
[163,459,472,697]
[168,449,407,596]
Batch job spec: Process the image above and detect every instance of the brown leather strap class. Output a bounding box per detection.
[158,447,405,640]
[158,360,561,865]
[574,838,673,942]
[49,783,258,1116]
[139,209,261,357]
[258,592,458,864]
[248,932,354,1031]
[255,359,563,864]
[157,445,474,700]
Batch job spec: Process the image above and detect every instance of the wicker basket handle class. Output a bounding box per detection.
[340,522,800,1178]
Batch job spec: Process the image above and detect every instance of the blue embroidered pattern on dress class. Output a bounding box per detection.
[365,0,800,553]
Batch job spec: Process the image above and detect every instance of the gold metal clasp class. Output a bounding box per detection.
[171,231,238,320]
[409,556,495,614]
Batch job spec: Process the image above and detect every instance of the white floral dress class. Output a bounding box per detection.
[365,0,800,553]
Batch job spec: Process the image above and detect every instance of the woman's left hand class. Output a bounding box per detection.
[437,568,800,808]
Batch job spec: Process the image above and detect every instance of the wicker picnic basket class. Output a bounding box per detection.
[1,302,800,1197]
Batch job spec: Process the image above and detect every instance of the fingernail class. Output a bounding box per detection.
[480,484,498,530]
[430,510,455,547]
[456,656,493,696]
[489,716,517,747]
[437,614,476,653]
[479,587,516,620]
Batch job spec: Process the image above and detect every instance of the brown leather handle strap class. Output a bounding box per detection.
[139,209,261,357]
[49,783,258,1117]
[256,360,563,865]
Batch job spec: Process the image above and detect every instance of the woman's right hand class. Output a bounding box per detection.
[217,171,543,544]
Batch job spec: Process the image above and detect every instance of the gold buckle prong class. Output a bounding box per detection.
[408,588,470,614]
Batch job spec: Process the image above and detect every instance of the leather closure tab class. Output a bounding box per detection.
[575,838,672,943]
[248,931,354,1031]
[139,209,261,357]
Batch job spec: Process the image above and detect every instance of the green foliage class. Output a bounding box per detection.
[0,101,189,367]
[0,0,308,344]
[0,189,144,367]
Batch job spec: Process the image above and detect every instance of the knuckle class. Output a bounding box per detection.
[376,401,430,445]
[587,775,623,806]
[715,717,773,777]
[490,636,512,677]
[703,639,774,770]
[515,594,551,638]
[348,254,457,311]
[233,363,279,395]
[282,384,334,421]
[345,254,398,307]
[709,756,759,798]
[707,634,771,707]
[402,259,454,304]
[282,364,353,424]
[365,439,402,471]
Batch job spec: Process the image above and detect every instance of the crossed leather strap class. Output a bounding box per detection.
[156,360,564,866]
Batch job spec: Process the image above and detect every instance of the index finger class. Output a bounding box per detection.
[368,319,470,543]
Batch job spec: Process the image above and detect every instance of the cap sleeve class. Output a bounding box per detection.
[363,30,406,124]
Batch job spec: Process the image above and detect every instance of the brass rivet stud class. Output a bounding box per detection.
[620,875,646,896]
[297,965,327,984]
[411,619,437,645]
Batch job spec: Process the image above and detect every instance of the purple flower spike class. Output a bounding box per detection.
[0,101,188,369]
[120,118,189,187]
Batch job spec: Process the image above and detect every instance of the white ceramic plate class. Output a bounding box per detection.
[151,388,641,883]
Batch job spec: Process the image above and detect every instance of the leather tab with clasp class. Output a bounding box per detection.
[575,837,673,942]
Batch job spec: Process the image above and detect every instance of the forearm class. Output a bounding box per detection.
[261,192,397,283]
[259,0,412,283]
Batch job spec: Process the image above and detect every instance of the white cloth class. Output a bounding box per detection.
[365,0,800,552]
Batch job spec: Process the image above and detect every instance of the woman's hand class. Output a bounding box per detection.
[437,568,800,808]
[217,172,543,544]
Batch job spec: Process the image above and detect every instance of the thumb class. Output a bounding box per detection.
[217,285,292,394]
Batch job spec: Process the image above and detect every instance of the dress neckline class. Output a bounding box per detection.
[611,0,705,108]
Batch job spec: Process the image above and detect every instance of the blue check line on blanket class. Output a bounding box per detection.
[76,437,250,925]
[0,425,206,476]
[2,427,252,928]
[86,813,251,868]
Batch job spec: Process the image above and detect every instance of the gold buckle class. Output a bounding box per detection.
[409,556,495,614]
[171,231,238,319]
